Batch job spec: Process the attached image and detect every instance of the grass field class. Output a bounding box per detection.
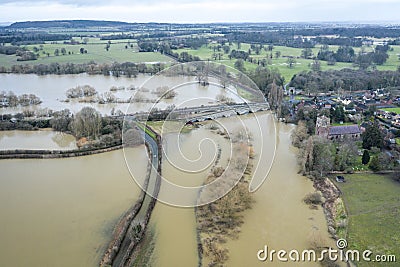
[176,43,358,81]
[1,38,399,82]
[377,45,400,71]
[380,107,400,114]
[146,121,192,134]
[0,38,174,68]
[176,43,400,82]
[334,173,400,266]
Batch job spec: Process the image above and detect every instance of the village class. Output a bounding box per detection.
[286,84,400,174]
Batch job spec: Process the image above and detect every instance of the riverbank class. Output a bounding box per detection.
[313,177,347,240]
[0,144,122,159]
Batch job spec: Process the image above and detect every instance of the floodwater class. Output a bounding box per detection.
[225,119,337,266]
[0,73,243,115]
[0,129,77,150]
[0,114,335,266]
[149,112,336,267]
[150,126,232,267]
[0,147,146,267]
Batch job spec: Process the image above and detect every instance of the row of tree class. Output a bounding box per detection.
[316,45,390,67]
[290,68,400,94]
[0,61,166,77]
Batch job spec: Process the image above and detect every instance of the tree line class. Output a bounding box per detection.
[0,32,71,45]
[290,68,400,94]
[316,44,390,67]
[0,61,166,77]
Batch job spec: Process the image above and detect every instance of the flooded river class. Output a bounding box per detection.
[149,112,335,266]
[225,118,336,267]
[0,113,334,267]
[150,127,232,267]
[0,68,334,267]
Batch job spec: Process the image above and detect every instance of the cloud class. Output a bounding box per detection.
[0,0,399,23]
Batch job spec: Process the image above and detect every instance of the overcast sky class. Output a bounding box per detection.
[0,0,399,24]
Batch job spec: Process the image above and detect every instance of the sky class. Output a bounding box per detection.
[0,0,399,24]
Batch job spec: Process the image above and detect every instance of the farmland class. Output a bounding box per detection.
[334,173,400,267]
[176,43,400,82]
[0,38,174,68]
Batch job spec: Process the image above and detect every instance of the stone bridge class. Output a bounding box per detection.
[124,102,270,122]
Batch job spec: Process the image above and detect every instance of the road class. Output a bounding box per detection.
[112,128,160,267]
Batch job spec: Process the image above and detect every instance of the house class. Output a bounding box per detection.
[392,115,400,127]
[328,125,361,140]
[0,98,8,107]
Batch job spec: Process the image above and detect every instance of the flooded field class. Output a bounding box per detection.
[0,71,334,267]
[0,129,77,150]
[0,147,146,266]
[0,73,243,115]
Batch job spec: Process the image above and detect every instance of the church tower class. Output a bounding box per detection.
[315,115,330,137]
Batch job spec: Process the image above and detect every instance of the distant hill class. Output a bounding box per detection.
[8,20,132,29]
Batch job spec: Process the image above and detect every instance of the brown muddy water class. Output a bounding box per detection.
[0,147,146,267]
[0,129,77,150]
[148,112,335,267]
[0,112,334,267]
[0,74,243,115]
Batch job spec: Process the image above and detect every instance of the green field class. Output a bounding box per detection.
[0,38,174,68]
[176,43,358,81]
[2,38,399,82]
[381,107,400,114]
[334,173,400,266]
[176,43,400,82]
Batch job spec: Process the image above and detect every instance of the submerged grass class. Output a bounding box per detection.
[196,135,255,266]
[129,226,156,267]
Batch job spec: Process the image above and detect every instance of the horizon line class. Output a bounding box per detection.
[1,19,400,26]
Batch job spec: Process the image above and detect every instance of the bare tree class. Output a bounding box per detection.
[124,128,144,147]
[72,107,102,139]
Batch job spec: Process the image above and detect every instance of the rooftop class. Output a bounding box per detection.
[329,125,361,135]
